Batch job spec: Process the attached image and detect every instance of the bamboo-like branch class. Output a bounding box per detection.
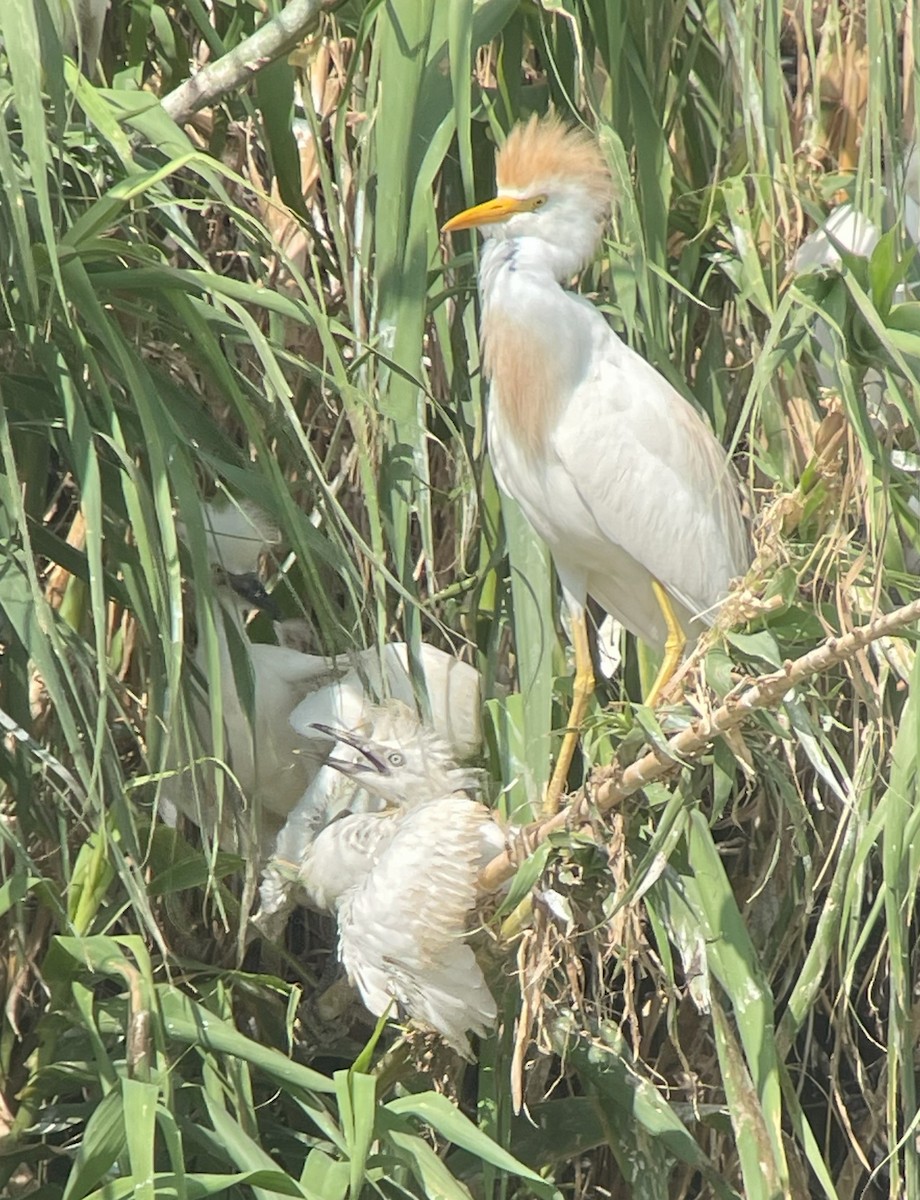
[479,596,920,890]
[161,0,325,127]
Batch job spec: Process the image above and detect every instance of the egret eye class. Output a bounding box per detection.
[530,195,548,210]
[386,750,406,768]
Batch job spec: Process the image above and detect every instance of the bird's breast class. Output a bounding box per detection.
[482,310,563,459]
[478,246,595,459]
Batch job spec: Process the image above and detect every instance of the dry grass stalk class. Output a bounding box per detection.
[480,593,920,891]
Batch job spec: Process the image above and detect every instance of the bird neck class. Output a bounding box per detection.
[478,239,592,457]
[479,235,575,291]
[215,589,249,646]
[194,590,251,686]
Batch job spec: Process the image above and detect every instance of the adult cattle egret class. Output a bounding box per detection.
[443,114,749,809]
[292,717,504,1056]
[165,500,483,858]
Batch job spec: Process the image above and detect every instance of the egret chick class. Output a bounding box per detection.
[296,720,503,1057]
[166,500,485,861]
[443,115,749,810]
[310,700,484,808]
[257,699,485,936]
[289,643,482,767]
[162,499,334,853]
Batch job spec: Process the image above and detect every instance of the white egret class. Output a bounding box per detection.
[257,697,484,936]
[164,499,484,858]
[793,151,920,431]
[162,499,329,852]
[443,114,749,810]
[291,715,504,1057]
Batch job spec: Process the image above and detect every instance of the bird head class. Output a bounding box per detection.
[442,113,611,279]
[214,568,281,620]
[179,498,282,617]
[310,704,482,808]
[198,498,280,576]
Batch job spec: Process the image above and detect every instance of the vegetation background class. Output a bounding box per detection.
[1,0,919,1197]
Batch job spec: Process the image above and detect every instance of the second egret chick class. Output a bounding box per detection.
[163,498,332,854]
[296,720,505,1058]
[310,701,484,810]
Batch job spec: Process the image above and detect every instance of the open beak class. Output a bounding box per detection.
[441,195,533,233]
[310,722,388,776]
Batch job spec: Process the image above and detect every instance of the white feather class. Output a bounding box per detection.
[452,119,749,658]
[163,501,483,867]
[304,793,501,1056]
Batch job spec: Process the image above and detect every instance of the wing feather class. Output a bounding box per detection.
[336,796,498,1056]
[550,318,749,632]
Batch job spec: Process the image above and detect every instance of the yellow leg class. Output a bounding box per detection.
[644,579,686,706]
[543,609,594,816]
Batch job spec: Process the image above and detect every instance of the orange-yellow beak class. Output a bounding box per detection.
[441,195,533,233]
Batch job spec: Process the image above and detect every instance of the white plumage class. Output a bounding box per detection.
[289,643,482,772]
[257,668,484,931]
[162,499,327,851]
[445,114,748,650]
[163,499,483,861]
[257,693,485,932]
[443,115,749,807]
[291,712,504,1056]
[792,202,882,274]
[792,153,920,432]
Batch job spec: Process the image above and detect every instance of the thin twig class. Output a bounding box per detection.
[161,0,326,127]
[479,596,920,890]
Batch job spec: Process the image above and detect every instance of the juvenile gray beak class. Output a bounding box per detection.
[309,723,389,775]
[227,571,282,621]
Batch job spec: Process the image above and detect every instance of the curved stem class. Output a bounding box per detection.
[161,0,326,126]
[480,596,920,890]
